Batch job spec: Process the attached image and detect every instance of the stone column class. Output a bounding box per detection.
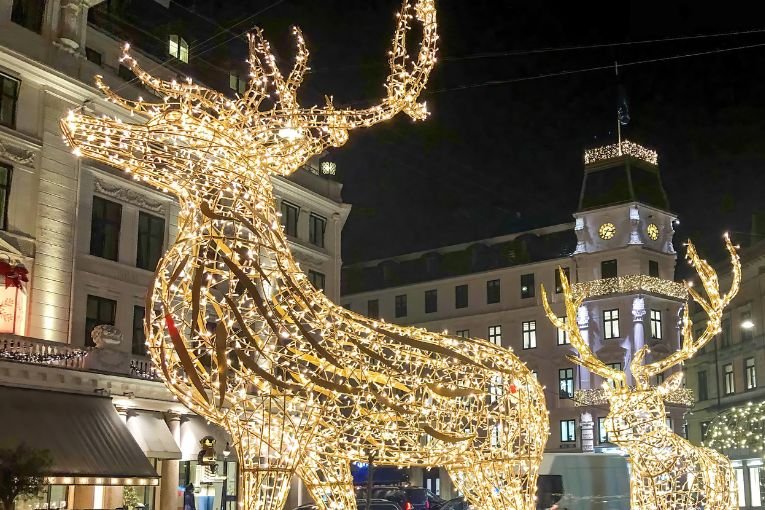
[161,413,182,510]
[628,206,642,245]
[631,297,647,383]
[576,304,591,390]
[580,412,594,452]
[331,212,342,302]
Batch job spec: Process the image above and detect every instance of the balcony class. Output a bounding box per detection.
[0,333,160,381]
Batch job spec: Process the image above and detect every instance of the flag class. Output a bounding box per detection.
[617,83,630,126]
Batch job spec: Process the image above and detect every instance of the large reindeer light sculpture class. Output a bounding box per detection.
[542,236,741,510]
[60,2,549,510]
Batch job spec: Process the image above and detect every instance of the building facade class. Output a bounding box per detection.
[685,239,765,509]
[0,1,350,510]
[342,142,689,499]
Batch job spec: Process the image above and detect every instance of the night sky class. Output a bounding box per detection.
[181,1,765,269]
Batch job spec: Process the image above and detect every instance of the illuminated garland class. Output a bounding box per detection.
[0,348,88,364]
[60,2,549,510]
[573,387,695,407]
[542,236,740,510]
[571,275,687,301]
[706,401,765,454]
[583,140,658,165]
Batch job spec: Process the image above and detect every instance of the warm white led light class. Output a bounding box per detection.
[59,2,549,510]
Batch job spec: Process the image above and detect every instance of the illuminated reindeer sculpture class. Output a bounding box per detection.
[542,237,741,510]
[60,2,549,510]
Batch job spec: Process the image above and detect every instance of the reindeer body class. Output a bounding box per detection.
[61,1,550,509]
[543,238,741,510]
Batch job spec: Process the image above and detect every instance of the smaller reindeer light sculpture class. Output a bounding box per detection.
[542,236,741,510]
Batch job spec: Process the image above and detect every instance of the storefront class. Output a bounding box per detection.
[177,416,238,510]
[0,386,159,510]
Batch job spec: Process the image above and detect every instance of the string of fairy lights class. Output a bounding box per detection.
[59,2,552,510]
[542,235,741,510]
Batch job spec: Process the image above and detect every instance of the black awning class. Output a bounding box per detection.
[0,386,158,484]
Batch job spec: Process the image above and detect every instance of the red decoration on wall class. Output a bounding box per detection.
[0,262,28,289]
[509,384,517,394]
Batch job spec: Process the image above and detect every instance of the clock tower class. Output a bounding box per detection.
[573,140,677,281]
[569,140,687,451]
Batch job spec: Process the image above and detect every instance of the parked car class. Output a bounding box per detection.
[438,497,470,510]
[356,498,403,510]
[291,499,400,510]
[355,486,443,510]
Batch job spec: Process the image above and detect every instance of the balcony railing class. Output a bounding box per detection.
[0,334,161,381]
[0,334,87,369]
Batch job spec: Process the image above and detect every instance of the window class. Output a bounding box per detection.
[280,201,299,237]
[90,196,122,261]
[342,303,351,310]
[486,279,500,304]
[598,417,609,443]
[455,284,468,309]
[425,289,437,314]
[603,309,620,339]
[85,48,102,66]
[601,259,618,279]
[720,317,731,347]
[522,320,537,349]
[607,362,622,387]
[741,311,754,342]
[488,325,501,346]
[697,370,708,401]
[554,267,570,293]
[118,64,134,82]
[456,329,469,338]
[308,270,325,291]
[85,295,116,347]
[666,417,673,431]
[137,212,165,270]
[132,306,147,356]
[656,372,665,385]
[11,0,44,33]
[723,363,735,395]
[169,34,189,63]
[0,73,20,128]
[0,164,11,230]
[650,309,662,339]
[560,419,576,443]
[520,273,535,299]
[700,421,710,440]
[367,299,379,319]
[557,316,569,345]
[229,72,246,94]
[395,294,407,318]
[746,357,757,390]
[559,368,574,399]
[308,213,326,248]
[649,260,659,278]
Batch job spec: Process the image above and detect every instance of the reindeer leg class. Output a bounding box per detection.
[231,415,311,510]
[447,454,538,510]
[296,443,356,510]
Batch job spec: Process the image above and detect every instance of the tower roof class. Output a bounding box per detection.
[578,140,669,211]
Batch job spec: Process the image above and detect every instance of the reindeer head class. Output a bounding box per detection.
[542,236,741,447]
[60,0,437,201]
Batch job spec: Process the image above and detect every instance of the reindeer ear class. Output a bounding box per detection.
[657,371,684,395]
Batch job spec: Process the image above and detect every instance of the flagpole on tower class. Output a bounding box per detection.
[615,61,622,154]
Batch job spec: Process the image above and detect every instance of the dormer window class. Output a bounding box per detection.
[229,73,246,94]
[169,34,189,63]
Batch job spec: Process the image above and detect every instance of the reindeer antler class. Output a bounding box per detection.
[631,235,741,388]
[542,269,628,388]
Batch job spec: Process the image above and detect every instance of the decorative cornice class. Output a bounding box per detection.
[0,139,35,166]
[94,178,166,213]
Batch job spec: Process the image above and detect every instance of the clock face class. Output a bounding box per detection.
[647,223,660,241]
[598,222,616,240]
